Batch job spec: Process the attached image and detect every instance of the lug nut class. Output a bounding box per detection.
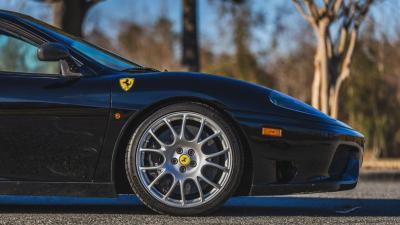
[179,166,186,173]
[171,158,178,165]
[190,161,197,167]
[176,148,183,154]
[188,149,195,156]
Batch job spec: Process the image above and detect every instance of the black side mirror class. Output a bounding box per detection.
[37,42,70,61]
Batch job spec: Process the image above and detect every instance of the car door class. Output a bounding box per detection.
[0,27,110,182]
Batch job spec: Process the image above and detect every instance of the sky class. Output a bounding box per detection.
[0,0,398,56]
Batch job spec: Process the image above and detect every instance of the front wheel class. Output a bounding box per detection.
[125,102,243,216]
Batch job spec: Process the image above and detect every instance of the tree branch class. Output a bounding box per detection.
[292,0,317,27]
[332,0,343,17]
[336,26,348,55]
[354,0,373,28]
[305,0,321,19]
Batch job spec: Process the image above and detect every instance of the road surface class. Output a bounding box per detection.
[0,173,398,225]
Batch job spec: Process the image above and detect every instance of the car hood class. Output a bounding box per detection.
[111,71,358,133]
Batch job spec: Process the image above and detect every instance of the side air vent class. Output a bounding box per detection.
[276,161,297,183]
[329,145,360,179]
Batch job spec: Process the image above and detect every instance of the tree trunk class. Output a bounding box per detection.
[292,0,372,119]
[316,19,330,114]
[182,0,200,71]
[51,0,96,37]
[62,0,91,37]
[330,29,357,118]
[311,50,321,109]
[52,0,64,28]
[330,67,349,118]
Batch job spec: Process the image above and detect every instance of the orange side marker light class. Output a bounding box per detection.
[114,112,122,120]
[262,127,282,137]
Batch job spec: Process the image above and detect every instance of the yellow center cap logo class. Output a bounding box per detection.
[179,154,190,166]
[119,78,135,92]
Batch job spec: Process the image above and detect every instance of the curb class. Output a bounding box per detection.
[360,170,400,181]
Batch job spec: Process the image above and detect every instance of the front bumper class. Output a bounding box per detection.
[250,147,361,195]
[229,110,364,196]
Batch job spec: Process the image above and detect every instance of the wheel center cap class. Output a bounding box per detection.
[179,154,191,166]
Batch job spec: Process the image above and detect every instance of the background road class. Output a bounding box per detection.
[0,172,398,225]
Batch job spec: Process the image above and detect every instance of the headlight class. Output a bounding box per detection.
[269,90,328,117]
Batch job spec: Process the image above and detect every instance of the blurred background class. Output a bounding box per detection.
[1,0,399,164]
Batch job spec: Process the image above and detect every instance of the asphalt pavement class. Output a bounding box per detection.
[0,172,398,225]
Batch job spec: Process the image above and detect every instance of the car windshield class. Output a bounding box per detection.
[20,15,141,71]
[69,40,141,71]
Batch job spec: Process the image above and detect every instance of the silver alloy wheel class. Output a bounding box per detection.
[134,112,233,208]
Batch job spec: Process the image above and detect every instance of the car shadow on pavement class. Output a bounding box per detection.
[0,197,398,217]
[216,197,400,217]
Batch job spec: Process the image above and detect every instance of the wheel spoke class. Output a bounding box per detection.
[194,118,205,142]
[179,179,186,206]
[163,118,178,141]
[198,131,221,146]
[163,176,178,200]
[205,161,229,172]
[205,148,229,159]
[139,148,164,154]
[199,175,221,189]
[148,169,167,188]
[149,130,166,147]
[194,177,204,202]
[179,114,187,140]
[139,165,164,171]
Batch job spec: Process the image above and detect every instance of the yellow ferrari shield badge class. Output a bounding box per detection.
[179,154,190,166]
[119,78,135,92]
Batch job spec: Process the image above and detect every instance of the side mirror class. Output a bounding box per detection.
[37,42,70,61]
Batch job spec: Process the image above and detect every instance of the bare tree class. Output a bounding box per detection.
[292,0,373,118]
[182,0,200,71]
[42,0,101,37]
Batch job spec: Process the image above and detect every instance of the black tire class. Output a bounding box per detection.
[125,102,244,216]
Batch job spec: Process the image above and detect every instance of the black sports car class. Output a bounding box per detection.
[0,10,364,216]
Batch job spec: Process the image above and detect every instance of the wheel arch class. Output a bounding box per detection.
[112,96,253,196]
